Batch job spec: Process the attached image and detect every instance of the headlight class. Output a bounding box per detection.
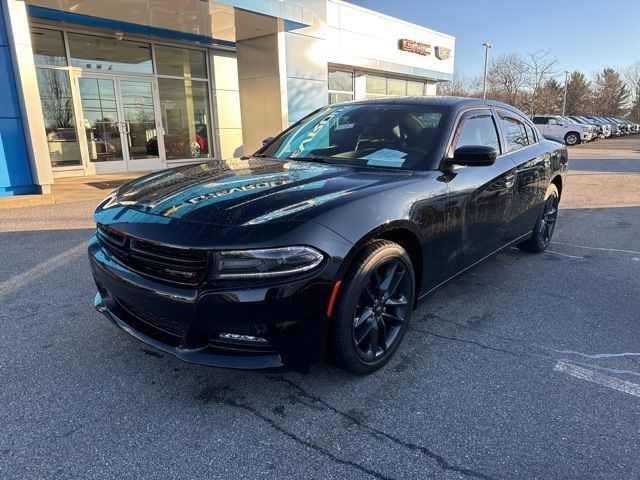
[211,246,324,279]
[581,126,589,132]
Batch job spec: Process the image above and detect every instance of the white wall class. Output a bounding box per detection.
[326,0,454,80]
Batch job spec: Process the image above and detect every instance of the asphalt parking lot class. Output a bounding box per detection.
[1,137,639,480]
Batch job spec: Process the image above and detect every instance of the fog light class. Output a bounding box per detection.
[219,333,268,343]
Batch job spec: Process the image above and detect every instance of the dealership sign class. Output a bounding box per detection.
[399,38,431,56]
[399,39,451,60]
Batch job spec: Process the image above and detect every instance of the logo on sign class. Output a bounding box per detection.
[398,39,431,56]
[435,46,451,60]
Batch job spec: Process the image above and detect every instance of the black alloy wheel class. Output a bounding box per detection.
[329,240,415,374]
[518,183,559,253]
[538,193,559,248]
[352,259,412,361]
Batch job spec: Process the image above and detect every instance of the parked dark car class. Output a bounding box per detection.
[89,97,568,375]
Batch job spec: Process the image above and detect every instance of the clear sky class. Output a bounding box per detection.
[348,0,640,79]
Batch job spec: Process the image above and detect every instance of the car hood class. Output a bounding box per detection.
[111,158,416,226]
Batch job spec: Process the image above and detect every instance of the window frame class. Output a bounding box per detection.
[446,108,502,160]
[495,109,539,153]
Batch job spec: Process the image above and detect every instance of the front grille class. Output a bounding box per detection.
[117,298,187,345]
[97,224,209,286]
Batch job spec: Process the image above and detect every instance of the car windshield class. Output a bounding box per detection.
[562,116,577,124]
[261,103,449,171]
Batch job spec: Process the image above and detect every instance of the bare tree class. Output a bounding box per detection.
[487,53,529,109]
[623,60,640,121]
[525,49,558,114]
[437,71,470,96]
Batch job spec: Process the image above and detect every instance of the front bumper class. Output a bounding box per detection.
[89,236,336,372]
[580,131,592,141]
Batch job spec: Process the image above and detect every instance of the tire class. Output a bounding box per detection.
[517,184,560,253]
[329,240,416,375]
[564,132,580,146]
[187,141,202,158]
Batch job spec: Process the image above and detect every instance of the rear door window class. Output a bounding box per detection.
[498,113,530,152]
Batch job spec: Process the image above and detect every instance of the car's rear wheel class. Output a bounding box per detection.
[329,240,415,375]
[518,183,559,253]
[564,132,580,146]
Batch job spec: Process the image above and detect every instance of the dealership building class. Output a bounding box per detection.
[0,0,454,197]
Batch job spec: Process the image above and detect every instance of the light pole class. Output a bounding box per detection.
[562,70,570,116]
[482,43,492,99]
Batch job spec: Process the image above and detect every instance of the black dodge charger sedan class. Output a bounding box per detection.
[89,97,568,375]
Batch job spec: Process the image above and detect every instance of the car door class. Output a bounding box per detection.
[533,117,549,138]
[497,109,550,237]
[442,108,519,270]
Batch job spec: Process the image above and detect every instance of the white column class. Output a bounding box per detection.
[2,0,53,193]
[210,50,244,159]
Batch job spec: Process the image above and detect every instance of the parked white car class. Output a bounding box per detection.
[532,115,595,145]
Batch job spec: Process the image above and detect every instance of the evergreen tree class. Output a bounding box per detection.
[564,72,590,115]
[536,78,564,114]
[592,68,630,117]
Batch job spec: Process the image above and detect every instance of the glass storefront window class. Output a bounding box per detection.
[407,81,426,96]
[388,78,407,96]
[78,78,123,163]
[366,75,387,96]
[31,28,67,66]
[155,45,207,78]
[329,71,353,92]
[35,68,82,167]
[328,70,354,104]
[158,78,211,159]
[68,33,153,74]
[329,92,355,104]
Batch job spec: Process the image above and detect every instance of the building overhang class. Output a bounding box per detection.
[25,0,312,46]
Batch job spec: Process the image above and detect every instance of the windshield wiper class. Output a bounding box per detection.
[246,153,274,159]
[287,155,337,164]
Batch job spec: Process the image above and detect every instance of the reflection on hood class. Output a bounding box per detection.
[111,158,413,226]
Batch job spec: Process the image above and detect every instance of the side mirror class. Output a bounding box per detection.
[262,136,274,146]
[450,145,498,167]
[557,123,564,127]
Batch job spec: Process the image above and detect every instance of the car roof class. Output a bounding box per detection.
[341,95,524,114]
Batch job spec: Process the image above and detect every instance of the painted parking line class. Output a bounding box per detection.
[0,243,86,299]
[545,250,584,259]
[554,361,640,398]
[550,242,640,256]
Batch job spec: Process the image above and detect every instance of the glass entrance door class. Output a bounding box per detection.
[79,75,165,174]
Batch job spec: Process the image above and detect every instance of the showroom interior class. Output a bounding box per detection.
[0,0,454,197]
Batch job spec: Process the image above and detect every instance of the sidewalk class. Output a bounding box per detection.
[52,172,151,204]
[0,171,150,209]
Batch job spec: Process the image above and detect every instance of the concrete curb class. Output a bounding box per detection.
[0,194,55,210]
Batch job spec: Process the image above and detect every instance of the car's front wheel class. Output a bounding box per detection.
[564,132,580,146]
[329,240,415,375]
[518,183,559,253]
